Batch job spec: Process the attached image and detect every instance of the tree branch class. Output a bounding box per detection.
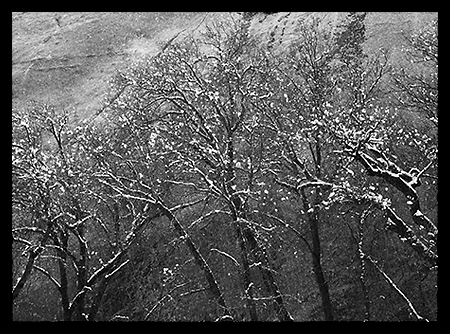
[211,248,240,267]
[364,253,428,321]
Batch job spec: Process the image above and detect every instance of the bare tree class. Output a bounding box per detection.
[100,18,294,321]
[12,104,161,321]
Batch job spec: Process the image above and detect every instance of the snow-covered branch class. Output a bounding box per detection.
[364,253,428,322]
[211,248,240,267]
[33,265,61,289]
[259,212,313,255]
[385,207,437,266]
[347,140,437,237]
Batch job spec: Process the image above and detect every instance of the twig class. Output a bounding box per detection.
[33,265,61,289]
[260,212,313,255]
[417,158,435,180]
[211,248,240,267]
[364,254,428,322]
[144,282,189,321]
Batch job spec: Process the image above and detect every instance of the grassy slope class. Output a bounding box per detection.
[12,12,437,121]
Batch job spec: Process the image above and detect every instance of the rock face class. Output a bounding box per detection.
[12,12,437,120]
[12,12,219,119]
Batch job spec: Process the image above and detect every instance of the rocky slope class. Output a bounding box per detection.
[12,12,437,120]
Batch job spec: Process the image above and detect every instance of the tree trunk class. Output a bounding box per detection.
[157,202,232,319]
[88,277,108,321]
[235,220,259,321]
[13,220,53,300]
[12,249,40,300]
[56,230,71,321]
[300,187,334,321]
[309,217,333,321]
[239,219,293,321]
[311,246,334,321]
[74,216,89,321]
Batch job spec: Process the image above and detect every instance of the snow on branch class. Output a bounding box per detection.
[297,180,334,191]
[385,207,437,267]
[33,265,61,289]
[105,259,130,280]
[187,209,231,230]
[259,212,313,255]
[144,282,190,321]
[211,248,240,267]
[364,253,429,322]
[346,138,437,237]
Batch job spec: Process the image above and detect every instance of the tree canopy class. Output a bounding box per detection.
[12,13,437,321]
